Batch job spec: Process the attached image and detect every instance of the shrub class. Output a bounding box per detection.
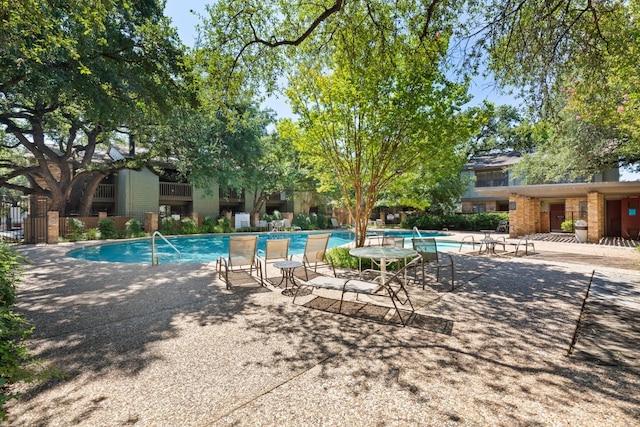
[180,218,198,234]
[201,216,217,233]
[401,212,509,231]
[159,217,181,235]
[86,228,100,240]
[292,214,311,230]
[0,244,61,420]
[326,247,371,270]
[98,219,118,239]
[67,217,85,241]
[561,220,575,232]
[213,217,233,233]
[125,218,143,238]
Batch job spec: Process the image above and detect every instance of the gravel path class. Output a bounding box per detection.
[6,238,640,426]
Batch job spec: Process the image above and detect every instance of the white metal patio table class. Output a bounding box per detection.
[349,246,417,283]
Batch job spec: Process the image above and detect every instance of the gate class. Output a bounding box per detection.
[23,197,49,244]
[1,196,31,244]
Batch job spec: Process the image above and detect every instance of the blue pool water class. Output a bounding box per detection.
[67,230,451,264]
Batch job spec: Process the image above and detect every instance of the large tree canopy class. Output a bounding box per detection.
[202,0,640,181]
[0,0,187,216]
[276,1,479,246]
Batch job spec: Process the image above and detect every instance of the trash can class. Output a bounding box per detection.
[574,220,588,243]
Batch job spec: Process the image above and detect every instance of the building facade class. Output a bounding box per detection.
[461,152,640,242]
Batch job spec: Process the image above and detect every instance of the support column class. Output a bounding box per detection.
[509,194,540,237]
[47,211,59,244]
[587,192,605,243]
[144,212,158,233]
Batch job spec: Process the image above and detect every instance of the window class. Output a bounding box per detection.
[475,170,508,187]
[579,201,588,219]
[472,203,486,213]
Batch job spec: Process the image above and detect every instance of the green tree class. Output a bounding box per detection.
[281,3,479,246]
[475,1,640,174]
[0,0,187,216]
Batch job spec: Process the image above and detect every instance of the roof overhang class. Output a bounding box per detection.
[476,181,640,199]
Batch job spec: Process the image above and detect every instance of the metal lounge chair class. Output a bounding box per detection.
[300,233,334,280]
[216,235,262,289]
[258,238,291,284]
[293,254,421,326]
[410,237,455,291]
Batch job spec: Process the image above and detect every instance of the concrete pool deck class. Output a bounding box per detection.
[6,233,640,426]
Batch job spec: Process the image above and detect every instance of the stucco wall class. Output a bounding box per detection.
[192,185,219,219]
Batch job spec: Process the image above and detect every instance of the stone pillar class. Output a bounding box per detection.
[587,192,605,243]
[144,212,158,233]
[47,211,59,244]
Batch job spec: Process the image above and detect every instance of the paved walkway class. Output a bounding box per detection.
[6,236,640,426]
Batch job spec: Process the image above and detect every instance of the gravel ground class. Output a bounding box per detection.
[5,235,640,426]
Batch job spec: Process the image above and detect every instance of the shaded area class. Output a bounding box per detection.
[5,243,640,426]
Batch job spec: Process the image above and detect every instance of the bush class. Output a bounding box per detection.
[561,220,575,232]
[125,218,143,238]
[0,244,60,420]
[213,217,233,233]
[326,247,371,270]
[201,216,217,233]
[98,219,118,239]
[401,212,509,231]
[180,218,198,234]
[67,217,85,242]
[292,214,311,230]
[159,217,181,235]
[86,228,100,240]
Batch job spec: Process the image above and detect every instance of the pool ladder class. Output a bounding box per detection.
[151,231,181,265]
[412,226,424,239]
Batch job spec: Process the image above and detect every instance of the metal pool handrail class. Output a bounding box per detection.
[151,231,181,265]
[412,226,424,239]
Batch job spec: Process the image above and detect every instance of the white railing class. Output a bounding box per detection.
[151,231,181,265]
[412,226,424,239]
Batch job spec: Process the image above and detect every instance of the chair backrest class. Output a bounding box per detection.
[382,236,404,247]
[228,235,258,267]
[330,218,339,228]
[283,218,291,229]
[304,233,330,263]
[412,237,438,262]
[265,238,289,262]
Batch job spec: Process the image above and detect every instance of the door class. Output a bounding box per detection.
[606,200,622,237]
[549,203,565,232]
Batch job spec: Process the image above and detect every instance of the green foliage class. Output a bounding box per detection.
[86,228,100,240]
[0,1,189,215]
[310,213,327,230]
[125,219,143,238]
[98,219,117,239]
[180,218,198,234]
[326,247,370,270]
[292,214,310,230]
[201,217,217,233]
[0,244,60,420]
[213,217,233,233]
[402,212,509,231]
[67,218,85,242]
[159,217,181,235]
[561,220,575,233]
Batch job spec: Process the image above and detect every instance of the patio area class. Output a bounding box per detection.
[6,236,640,426]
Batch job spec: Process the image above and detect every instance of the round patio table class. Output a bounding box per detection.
[349,247,417,283]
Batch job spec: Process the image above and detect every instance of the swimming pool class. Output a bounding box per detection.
[67,230,451,264]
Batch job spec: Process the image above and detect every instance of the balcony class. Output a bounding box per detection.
[94,184,115,201]
[160,182,193,201]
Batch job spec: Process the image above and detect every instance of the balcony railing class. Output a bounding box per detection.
[94,184,115,200]
[160,182,193,200]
